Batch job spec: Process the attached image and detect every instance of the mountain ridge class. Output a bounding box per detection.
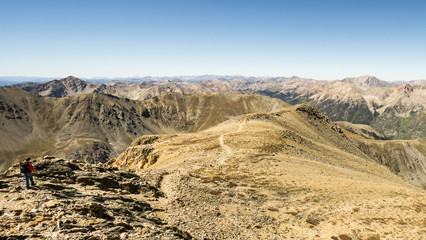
[0,88,288,171]
[107,106,426,239]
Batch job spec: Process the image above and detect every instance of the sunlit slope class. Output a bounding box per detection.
[349,135,426,189]
[0,88,55,171]
[0,88,288,171]
[334,122,426,188]
[111,106,425,239]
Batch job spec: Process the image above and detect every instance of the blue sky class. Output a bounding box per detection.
[1,0,426,80]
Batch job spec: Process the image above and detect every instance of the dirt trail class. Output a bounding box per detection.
[143,169,186,223]
[155,173,175,213]
[152,119,248,231]
[219,134,233,156]
[218,119,246,163]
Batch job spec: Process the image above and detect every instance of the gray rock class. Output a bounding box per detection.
[96,176,119,189]
[89,203,112,220]
[76,176,95,186]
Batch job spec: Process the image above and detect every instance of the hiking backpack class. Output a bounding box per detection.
[20,162,29,173]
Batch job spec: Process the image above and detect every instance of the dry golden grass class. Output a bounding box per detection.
[112,108,426,239]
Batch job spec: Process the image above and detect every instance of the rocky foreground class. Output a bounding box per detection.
[0,157,191,239]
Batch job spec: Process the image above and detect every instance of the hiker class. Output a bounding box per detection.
[20,157,36,189]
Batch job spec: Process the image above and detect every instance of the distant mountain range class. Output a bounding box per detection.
[0,77,55,86]
[7,75,425,140]
[2,75,426,86]
[0,75,245,86]
[255,76,426,139]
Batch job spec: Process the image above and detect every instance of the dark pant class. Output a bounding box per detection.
[23,173,35,188]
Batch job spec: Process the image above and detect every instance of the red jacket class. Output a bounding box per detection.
[27,162,36,172]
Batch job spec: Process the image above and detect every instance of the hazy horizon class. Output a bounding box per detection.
[2,1,426,81]
[1,74,424,84]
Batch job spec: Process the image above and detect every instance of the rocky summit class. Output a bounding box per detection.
[0,157,191,239]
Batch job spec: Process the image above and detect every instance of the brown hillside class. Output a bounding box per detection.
[0,89,288,171]
[110,106,426,239]
[348,136,426,188]
[336,121,386,140]
[0,88,55,171]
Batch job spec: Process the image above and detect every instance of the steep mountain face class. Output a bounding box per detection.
[109,106,426,239]
[19,76,108,98]
[341,75,392,88]
[349,136,426,188]
[0,88,289,171]
[0,88,55,171]
[257,77,425,139]
[369,84,426,139]
[337,123,426,188]
[336,121,386,140]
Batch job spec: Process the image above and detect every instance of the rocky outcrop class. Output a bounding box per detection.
[110,135,160,169]
[296,105,345,136]
[0,156,191,239]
